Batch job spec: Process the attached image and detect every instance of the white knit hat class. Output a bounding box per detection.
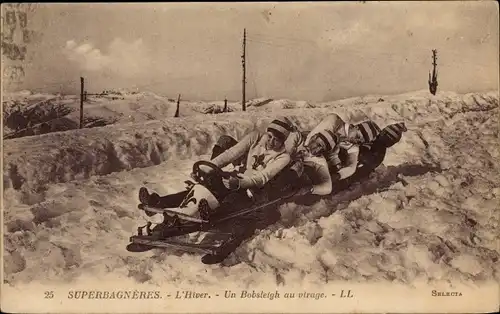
[267,117,293,142]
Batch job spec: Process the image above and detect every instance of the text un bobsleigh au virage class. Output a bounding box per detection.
[65,289,355,300]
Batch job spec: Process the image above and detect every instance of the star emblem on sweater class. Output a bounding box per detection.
[251,154,266,170]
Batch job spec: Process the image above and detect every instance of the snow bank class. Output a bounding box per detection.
[3,91,497,198]
[2,91,244,139]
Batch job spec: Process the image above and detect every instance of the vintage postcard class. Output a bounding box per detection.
[1,2,499,313]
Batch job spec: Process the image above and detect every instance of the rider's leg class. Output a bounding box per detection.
[211,135,246,172]
[139,187,189,208]
[155,190,190,208]
[211,135,238,159]
[223,190,253,206]
[367,146,386,171]
[265,161,304,198]
[199,189,252,220]
[356,145,386,178]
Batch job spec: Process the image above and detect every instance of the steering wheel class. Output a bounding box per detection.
[192,160,228,188]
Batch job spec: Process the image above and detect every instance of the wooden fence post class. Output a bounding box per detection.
[174,94,181,117]
[80,77,84,128]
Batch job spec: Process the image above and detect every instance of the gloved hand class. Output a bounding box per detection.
[296,185,313,196]
[190,171,200,182]
[222,176,241,191]
[294,149,308,161]
[199,164,214,174]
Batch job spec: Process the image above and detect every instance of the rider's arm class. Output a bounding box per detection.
[211,131,258,169]
[337,146,360,179]
[305,114,345,145]
[239,153,291,189]
[284,131,304,156]
[323,146,342,171]
[307,158,332,195]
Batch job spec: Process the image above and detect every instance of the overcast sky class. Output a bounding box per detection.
[6,2,499,101]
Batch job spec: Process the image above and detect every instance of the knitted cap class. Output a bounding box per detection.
[374,122,407,148]
[316,129,339,151]
[355,120,382,143]
[267,117,293,142]
[382,122,407,143]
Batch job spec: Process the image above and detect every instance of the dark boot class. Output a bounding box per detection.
[138,187,161,206]
[198,198,213,221]
[138,187,162,218]
[201,253,229,265]
[201,221,250,265]
[126,243,154,252]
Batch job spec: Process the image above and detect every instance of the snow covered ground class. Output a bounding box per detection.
[2,89,246,138]
[2,90,499,311]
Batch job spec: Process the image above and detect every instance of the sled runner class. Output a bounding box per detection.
[127,122,407,264]
[127,157,363,264]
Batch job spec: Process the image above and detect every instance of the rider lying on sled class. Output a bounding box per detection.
[138,117,302,223]
[286,114,408,203]
[137,112,407,221]
[298,114,407,193]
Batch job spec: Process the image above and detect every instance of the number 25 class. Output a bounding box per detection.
[44,291,54,299]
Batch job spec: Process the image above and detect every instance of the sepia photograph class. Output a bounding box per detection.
[1,2,499,313]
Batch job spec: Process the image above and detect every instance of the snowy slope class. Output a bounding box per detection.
[3,90,499,293]
[2,90,242,138]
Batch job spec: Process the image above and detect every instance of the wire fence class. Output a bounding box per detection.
[3,95,67,139]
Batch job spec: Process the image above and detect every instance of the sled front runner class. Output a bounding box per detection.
[128,189,297,260]
[128,226,253,264]
[130,234,226,255]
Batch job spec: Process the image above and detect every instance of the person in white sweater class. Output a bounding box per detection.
[211,117,295,191]
[138,117,296,210]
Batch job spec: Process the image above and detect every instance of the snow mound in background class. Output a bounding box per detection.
[3,90,499,290]
[2,91,244,140]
